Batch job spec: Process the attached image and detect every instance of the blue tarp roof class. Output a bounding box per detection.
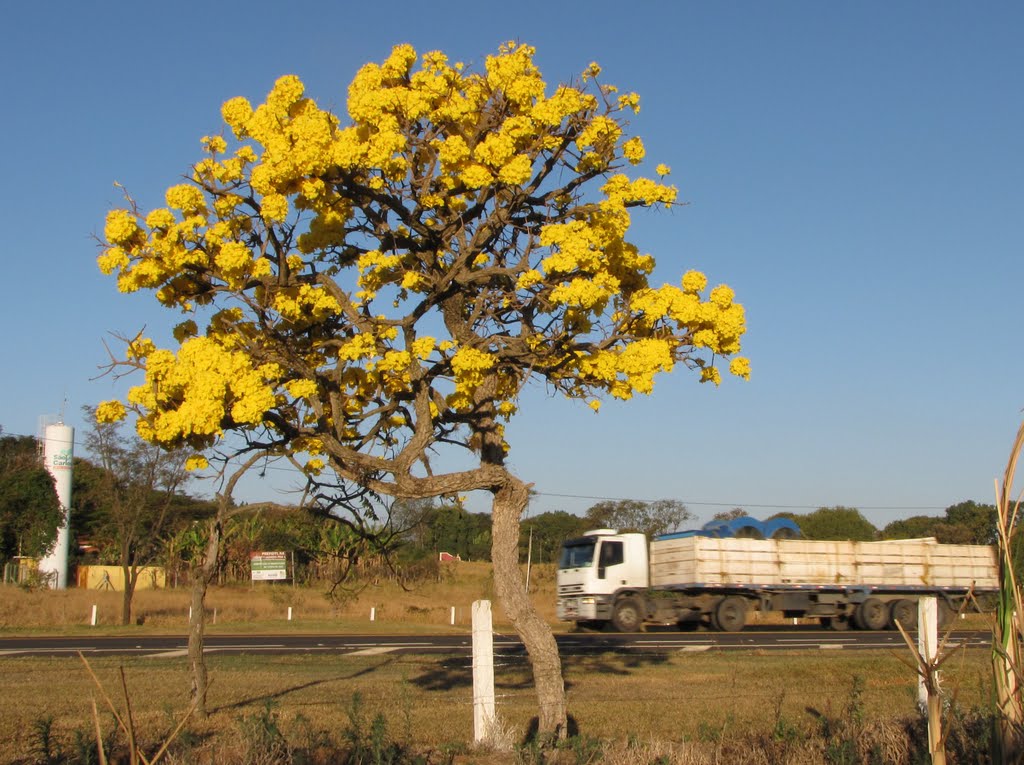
[656,516,802,541]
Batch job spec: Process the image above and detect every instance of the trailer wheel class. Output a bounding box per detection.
[611,598,644,633]
[714,596,748,632]
[708,609,721,631]
[854,597,888,631]
[937,599,958,629]
[820,615,851,631]
[889,599,917,630]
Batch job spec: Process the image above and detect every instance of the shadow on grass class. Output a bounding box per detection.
[210,656,397,713]
[409,645,673,693]
[562,650,672,684]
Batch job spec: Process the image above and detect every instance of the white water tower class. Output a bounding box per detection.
[38,420,74,588]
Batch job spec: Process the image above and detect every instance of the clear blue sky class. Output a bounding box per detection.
[1,2,1021,528]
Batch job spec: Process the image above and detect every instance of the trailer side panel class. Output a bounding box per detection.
[649,537,998,590]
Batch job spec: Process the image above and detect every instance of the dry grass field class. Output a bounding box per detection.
[0,561,557,634]
[0,562,1001,763]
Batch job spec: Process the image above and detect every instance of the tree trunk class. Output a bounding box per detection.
[188,569,210,717]
[188,516,221,718]
[119,534,137,626]
[490,476,567,741]
[120,561,137,626]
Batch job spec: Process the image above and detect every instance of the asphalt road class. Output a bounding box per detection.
[0,627,992,658]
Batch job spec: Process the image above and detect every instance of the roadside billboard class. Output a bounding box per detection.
[250,551,288,581]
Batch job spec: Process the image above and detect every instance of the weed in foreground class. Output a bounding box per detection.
[344,692,422,765]
[770,688,802,745]
[235,700,290,764]
[30,715,63,765]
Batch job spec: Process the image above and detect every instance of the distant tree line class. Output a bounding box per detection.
[759,502,998,545]
[1,421,1012,598]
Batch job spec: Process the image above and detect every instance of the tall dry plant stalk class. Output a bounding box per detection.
[78,652,197,765]
[894,598,972,765]
[993,420,1024,761]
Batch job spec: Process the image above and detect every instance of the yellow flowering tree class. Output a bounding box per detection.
[97,43,748,738]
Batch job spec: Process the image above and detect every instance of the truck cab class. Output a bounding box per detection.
[556,530,648,626]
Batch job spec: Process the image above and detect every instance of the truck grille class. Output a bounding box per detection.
[558,584,584,594]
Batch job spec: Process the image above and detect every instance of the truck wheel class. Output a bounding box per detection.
[889,599,917,630]
[854,598,888,631]
[714,596,748,632]
[611,598,644,632]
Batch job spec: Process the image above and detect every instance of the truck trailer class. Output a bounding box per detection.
[555,523,999,632]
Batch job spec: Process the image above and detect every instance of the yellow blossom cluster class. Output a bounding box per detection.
[284,378,319,400]
[272,285,342,324]
[223,75,341,201]
[95,400,126,423]
[104,209,143,248]
[337,332,380,362]
[448,346,496,410]
[368,350,414,395]
[118,336,280,447]
[185,455,209,471]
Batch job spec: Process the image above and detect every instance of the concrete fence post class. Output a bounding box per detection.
[917,597,938,711]
[917,597,943,759]
[472,599,496,743]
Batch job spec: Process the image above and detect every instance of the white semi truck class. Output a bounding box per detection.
[555,523,999,632]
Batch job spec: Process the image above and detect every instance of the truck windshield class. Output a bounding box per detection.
[558,539,597,569]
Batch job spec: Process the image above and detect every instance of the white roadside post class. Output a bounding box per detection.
[917,597,938,711]
[472,599,496,744]
[918,596,942,760]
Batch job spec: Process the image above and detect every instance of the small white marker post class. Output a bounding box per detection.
[287,606,293,621]
[370,607,376,622]
[451,606,456,626]
[472,599,496,743]
[90,605,98,627]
